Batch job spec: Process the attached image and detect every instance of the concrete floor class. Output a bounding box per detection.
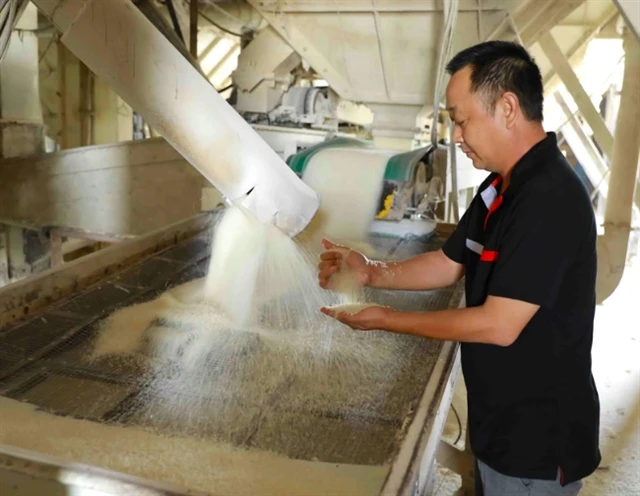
[434,257,640,496]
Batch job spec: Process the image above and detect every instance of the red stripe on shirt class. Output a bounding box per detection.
[484,194,503,229]
[480,250,499,262]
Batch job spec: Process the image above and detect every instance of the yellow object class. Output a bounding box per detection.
[376,193,394,219]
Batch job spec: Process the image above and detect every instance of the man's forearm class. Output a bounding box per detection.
[368,249,464,291]
[380,306,505,345]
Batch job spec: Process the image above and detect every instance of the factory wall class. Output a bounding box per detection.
[38,38,134,150]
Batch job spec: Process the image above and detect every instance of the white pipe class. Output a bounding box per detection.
[32,0,319,237]
[596,28,640,304]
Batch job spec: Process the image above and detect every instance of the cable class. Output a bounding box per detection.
[451,403,463,445]
[206,1,245,26]
[216,83,233,93]
[198,8,243,37]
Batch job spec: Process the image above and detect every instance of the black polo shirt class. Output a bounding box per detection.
[442,132,601,485]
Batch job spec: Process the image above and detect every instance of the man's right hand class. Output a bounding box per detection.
[318,238,371,289]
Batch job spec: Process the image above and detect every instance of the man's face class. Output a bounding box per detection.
[445,66,505,172]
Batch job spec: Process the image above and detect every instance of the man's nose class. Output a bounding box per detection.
[451,124,463,144]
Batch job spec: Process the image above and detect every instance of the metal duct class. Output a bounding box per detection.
[31,0,319,238]
[596,27,640,304]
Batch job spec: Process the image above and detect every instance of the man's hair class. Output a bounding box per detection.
[445,41,544,122]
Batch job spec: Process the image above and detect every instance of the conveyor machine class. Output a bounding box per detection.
[287,138,442,231]
[0,212,463,496]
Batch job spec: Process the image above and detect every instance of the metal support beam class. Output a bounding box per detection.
[539,32,614,159]
[612,0,640,44]
[246,0,354,99]
[486,0,585,47]
[206,43,240,80]
[520,0,585,46]
[485,0,553,43]
[554,91,609,197]
[198,36,221,62]
[543,5,619,88]
[189,0,198,57]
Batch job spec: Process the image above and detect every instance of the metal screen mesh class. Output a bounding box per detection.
[0,230,462,466]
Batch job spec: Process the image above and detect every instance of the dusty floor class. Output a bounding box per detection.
[434,258,640,496]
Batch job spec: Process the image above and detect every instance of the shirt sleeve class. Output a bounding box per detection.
[487,199,579,308]
[441,208,470,264]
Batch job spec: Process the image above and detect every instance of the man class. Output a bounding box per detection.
[318,41,600,496]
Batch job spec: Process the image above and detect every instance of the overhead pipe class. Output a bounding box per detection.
[596,27,640,304]
[31,0,319,238]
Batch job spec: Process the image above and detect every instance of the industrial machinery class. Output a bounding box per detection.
[25,0,320,238]
[0,2,466,493]
[1,0,637,495]
[286,137,444,239]
[0,211,463,496]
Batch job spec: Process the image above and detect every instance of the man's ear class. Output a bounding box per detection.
[501,92,519,129]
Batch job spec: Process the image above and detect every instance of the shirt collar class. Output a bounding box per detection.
[506,132,558,193]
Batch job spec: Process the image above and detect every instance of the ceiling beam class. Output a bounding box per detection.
[251,0,504,13]
[486,0,586,46]
[543,5,620,88]
[520,0,586,46]
[198,36,222,62]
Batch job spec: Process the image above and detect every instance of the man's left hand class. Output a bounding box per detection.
[321,305,395,331]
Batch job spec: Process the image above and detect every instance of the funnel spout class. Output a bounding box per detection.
[32,0,319,237]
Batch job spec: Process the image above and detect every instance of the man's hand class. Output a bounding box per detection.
[320,305,395,330]
[318,238,371,289]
